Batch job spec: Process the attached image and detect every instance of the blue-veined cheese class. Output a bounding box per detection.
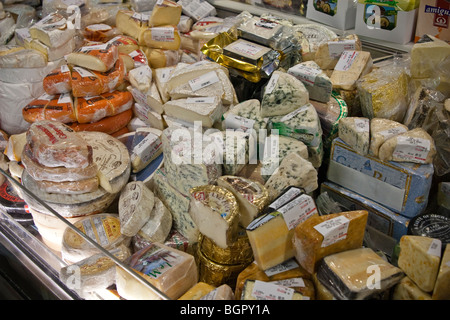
[261,70,309,117]
[338,116,370,155]
[137,197,173,243]
[287,61,332,103]
[222,99,268,134]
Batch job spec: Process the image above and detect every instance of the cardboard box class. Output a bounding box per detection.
[327,138,434,218]
[414,0,450,43]
[355,3,418,44]
[306,0,357,30]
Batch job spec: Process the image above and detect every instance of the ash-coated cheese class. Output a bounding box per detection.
[378,128,436,165]
[163,96,224,128]
[261,70,309,117]
[137,197,172,243]
[338,117,370,155]
[118,181,155,237]
[398,235,442,293]
[369,118,408,158]
[287,61,332,103]
[265,152,318,202]
[330,51,373,91]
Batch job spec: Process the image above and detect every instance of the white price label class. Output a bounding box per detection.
[73,66,95,78]
[314,216,350,247]
[186,97,216,104]
[271,277,305,288]
[288,64,321,86]
[279,194,318,230]
[188,71,219,92]
[392,136,431,163]
[427,239,442,257]
[251,280,294,300]
[265,73,280,94]
[224,114,255,132]
[265,259,299,277]
[151,27,175,42]
[335,50,359,71]
[229,41,264,57]
[328,40,357,59]
[378,126,407,139]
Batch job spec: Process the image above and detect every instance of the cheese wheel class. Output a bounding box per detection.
[22,93,76,124]
[34,176,100,195]
[74,90,133,124]
[69,109,133,135]
[66,42,119,72]
[43,65,72,95]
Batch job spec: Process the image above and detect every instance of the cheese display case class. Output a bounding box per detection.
[0,0,449,302]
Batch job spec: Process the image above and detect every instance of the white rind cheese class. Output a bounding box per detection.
[137,197,173,243]
[0,45,47,68]
[29,13,75,48]
[338,117,370,156]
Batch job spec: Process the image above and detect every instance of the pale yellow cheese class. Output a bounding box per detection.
[392,277,432,300]
[149,0,182,27]
[432,244,450,300]
[178,282,216,300]
[141,26,181,51]
[330,51,373,91]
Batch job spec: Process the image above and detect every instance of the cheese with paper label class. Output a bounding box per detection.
[378,128,436,165]
[66,42,119,73]
[398,235,441,292]
[338,117,370,155]
[115,10,148,40]
[222,99,268,133]
[287,61,332,103]
[130,128,163,173]
[292,210,368,274]
[141,26,181,51]
[163,97,224,128]
[369,118,408,157]
[128,65,153,93]
[29,13,75,48]
[314,34,362,70]
[261,70,309,117]
[149,0,182,27]
[24,37,75,62]
[330,51,373,91]
[241,280,304,300]
[154,65,177,103]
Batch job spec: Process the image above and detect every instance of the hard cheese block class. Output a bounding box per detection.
[115,242,198,300]
[432,244,450,300]
[330,50,373,90]
[398,235,442,292]
[149,0,182,27]
[261,71,309,117]
[140,26,181,50]
[327,138,434,217]
[410,35,450,79]
[246,192,319,270]
[189,185,240,249]
[292,210,368,274]
[314,34,362,70]
[369,118,408,158]
[317,247,404,300]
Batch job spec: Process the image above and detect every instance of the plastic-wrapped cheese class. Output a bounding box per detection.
[118,181,155,237]
[128,64,152,93]
[392,277,432,300]
[378,128,436,164]
[317,247,404,300]
[29,13,75,48]
[66,42,119,73]
[338,117,370,155]
[137,197,172,243]
[432,244,450,300]
[200,284,235,300]
[241,280,304,300]
[221,99,268,134]
[314,34,362,70]
[330,51,373,91]
[115,242,198,300]
[149,0,182,27]
[141,26,181,51]
[398,235,442,292]
[292,210,368,274]
[369,118,408,157]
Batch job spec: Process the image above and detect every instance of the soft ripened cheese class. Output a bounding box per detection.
[287,61,332,103]
[369,118,408,158]
[338,117,370,155]
[317,247,404,300]
[314,34,362,70]
[0,45,47,68]
[246,192,319,270]
[128,64,152,93]
[217,175,270,228]
[149,0,182,27]
[265,152,318,202]
[330,50,373,91]
[137,197,173,243]
[261,70,309,117]
[154,65,177,103]
[392,277,432,300]
[378,128,436,164]
[163,96,224,128]
[115,242,198,300]
[29,13,75,48]
[152,168,199,243]
[432,244,450,300]
[293,210,368,274]
[410,35,450,79]
[398,235,442,292]
[78,131,131,194]
[189,185,240,249]
[118,181,155,237]
[24,37,75,62]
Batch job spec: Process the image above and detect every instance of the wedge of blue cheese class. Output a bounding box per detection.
[338,117,370,156]
[287,61,332,103]
[222,99,268,134]
[261,70,309,117]
[137,197,173,243]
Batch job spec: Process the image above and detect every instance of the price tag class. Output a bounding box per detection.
[392,136,431,163]
[188,71,219,92]
[279,194,318,230]
[335,50,359,71]
[251,280,294,300]
[151,27,175,42]
[328,40,356,59]
[314,216,350,247]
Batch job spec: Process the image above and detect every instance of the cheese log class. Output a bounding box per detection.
[137,197,172,243]
[71,58,126,97]
[378,128,437,164]
[330,51,373,91]
[75,91,133,124]
[398,235,441,292]
[338,117,370,155]
[115,242,198,300]
[292,210,368,274]
[26,120,92,169]
[261,70,309,117]
[21,145,98,182]
[66,42,119,73]
[43,65,72,95]
[61,213,130,263]
[393,277,432,300]
[141,26,181,50]
[369,118,408,157]
[314,34,362,70]
[78,131,131,194]
[118,181,155,237]
[29,13,75,48]
[432,244,450,300]
[217,176,270,228]
[164,97,223,128]
[234,260,313,300]
[241,280,304,300]
[317,247,404,300]
[115,10,148,41]
[189,185,240,249]
[246,193,319,271]
[178,282,216,300]
[265,152,318,202]
[149,0,182,27]
[70,109,133,135]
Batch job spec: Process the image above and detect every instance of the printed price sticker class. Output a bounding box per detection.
[392,136,431,163]
[251,280,294,300]
[188,71,219,92]
[314,216,350,247]
[335,50,359,71]
[151,27,175,42]
[279,194,318,230]
[288,64,321,86]
[328,40,357,59]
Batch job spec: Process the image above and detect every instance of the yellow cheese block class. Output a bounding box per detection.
[141,26,181,51]
[115,10,147,40]
[312,273,335,300]
[293,210,368,274]
[178,282,215,300]
[149,0,182,27]
[432,244,450,300]
[398,235,441,293]
[330,51,373,91]
[392,276,432,300]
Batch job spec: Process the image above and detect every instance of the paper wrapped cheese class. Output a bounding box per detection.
[292,210,368,274]
[316,247,404,300]
[115,242,198,300]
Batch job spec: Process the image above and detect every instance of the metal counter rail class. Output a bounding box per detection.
[0,168,170,300]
